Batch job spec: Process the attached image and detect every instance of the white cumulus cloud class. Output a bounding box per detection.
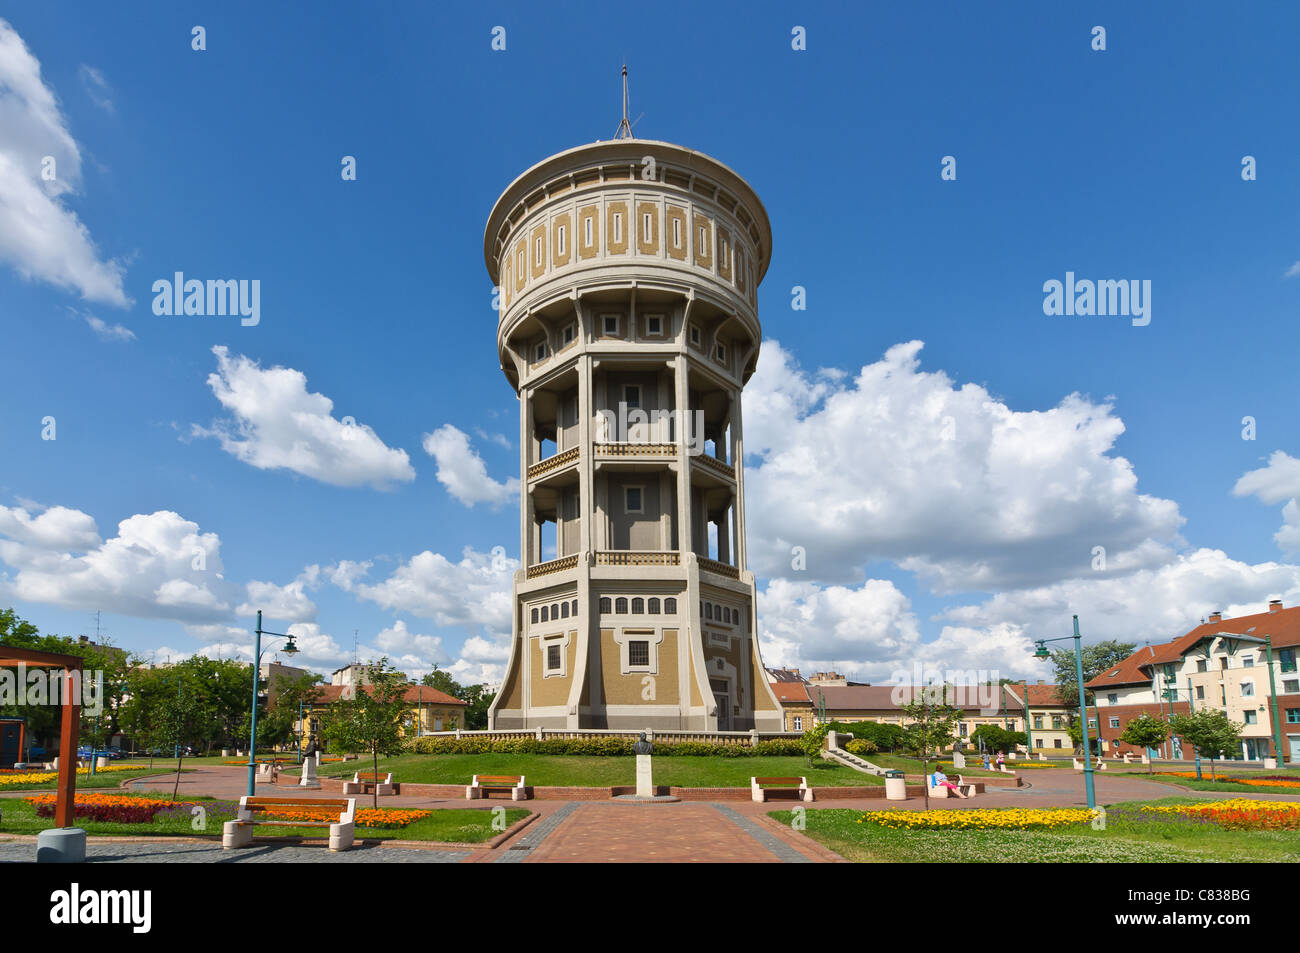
[194,346,415,489]
[422,424,518,507]
[0,19,129,305]
[743,339,1185,591]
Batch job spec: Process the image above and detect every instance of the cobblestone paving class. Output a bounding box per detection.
[710,804,812,863]
[493,801,579,864]
[0,842,469,863]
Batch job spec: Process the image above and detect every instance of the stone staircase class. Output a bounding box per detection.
[821,732,889,776]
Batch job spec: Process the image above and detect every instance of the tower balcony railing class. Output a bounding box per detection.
[594,442,677,458]
[525,554,580,579]
[698,556,740,579]
[595,551,681,567]
[527,446,580,481]
[693,453,735,480]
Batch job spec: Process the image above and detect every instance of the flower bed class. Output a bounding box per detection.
[1142,798,1300,830]
[24,793,430,829]
[0,765,139,789]
[856,807,1098,830]
[1155,771,1300,790]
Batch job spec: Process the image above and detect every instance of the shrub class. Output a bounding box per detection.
[404,736,803,758]
[829,721,908,752]
[845,738,878,757]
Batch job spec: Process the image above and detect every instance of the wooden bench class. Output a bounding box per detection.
[222,796,356,851]
[466,775,529,800]
[928,775,975,798]
[750,776,813,802]
[343,771,394,796]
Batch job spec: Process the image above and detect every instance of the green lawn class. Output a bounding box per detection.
[309,753,881,787]
[0,767,155,791]
[0,792,529,844]
[863,754,1008,778]
[772,797,1300,863]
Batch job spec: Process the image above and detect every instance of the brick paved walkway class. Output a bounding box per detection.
[5,763,1296,863]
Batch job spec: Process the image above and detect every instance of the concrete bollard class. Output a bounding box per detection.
[37,827,86,863]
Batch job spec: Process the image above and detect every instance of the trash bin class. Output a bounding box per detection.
[884,769,907,801]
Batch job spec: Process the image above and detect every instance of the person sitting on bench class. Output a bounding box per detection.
[931,768,969,798]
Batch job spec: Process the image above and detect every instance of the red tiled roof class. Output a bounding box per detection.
[1005,682,1065,706]
[770,681,810,703]
[1169,604,1300,652]
[313,684,465,707]
[1086,644,1158,689]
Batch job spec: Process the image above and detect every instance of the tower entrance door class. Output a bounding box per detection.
[710,679,730,730]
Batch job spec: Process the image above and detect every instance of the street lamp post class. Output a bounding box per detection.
[1263,634,1287,765]
[246,610,300,798]
[1033,614,1096,810]
[1186,676,1203,779]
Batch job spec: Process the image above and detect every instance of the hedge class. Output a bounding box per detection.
[404,736,804,758]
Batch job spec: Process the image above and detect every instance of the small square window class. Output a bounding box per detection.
[602,314,620,336]
[715,343,727,362]
[645,314,663,336]
[625,486,643,513]
[1109,717,1119,729]
[546,644,561,671]
[562,324,576,345]
[689,326,701,347]
[1244,710,1257,725]
[623,384,641,410]
[1241,681,1255,697]
[534,342,547,362]
[628,641,649,667]
[1242,656,1254,668]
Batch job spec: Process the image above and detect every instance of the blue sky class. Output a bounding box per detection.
[3,1,1300,684]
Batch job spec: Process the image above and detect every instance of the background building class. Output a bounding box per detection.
[1087,600,1299,762]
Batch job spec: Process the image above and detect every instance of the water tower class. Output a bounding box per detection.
[483,113,783,731]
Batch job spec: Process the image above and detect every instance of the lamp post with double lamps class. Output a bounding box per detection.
[246,610,301,798]
[1033,615,1096,810]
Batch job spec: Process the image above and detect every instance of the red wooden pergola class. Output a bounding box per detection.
[0,646,81,826]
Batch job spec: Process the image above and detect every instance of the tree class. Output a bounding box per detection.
[901,688,961,809]
[969,725,1027,756]
[1,609,136,752]
[420,669,491,729]
[1051,640,1136,712]
[799,722,830,766]
[322,658,409,808]
[262,672,323,752]
[1119,713,1171,773]
[1169,710,1243,782]
[151,680,214,801]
